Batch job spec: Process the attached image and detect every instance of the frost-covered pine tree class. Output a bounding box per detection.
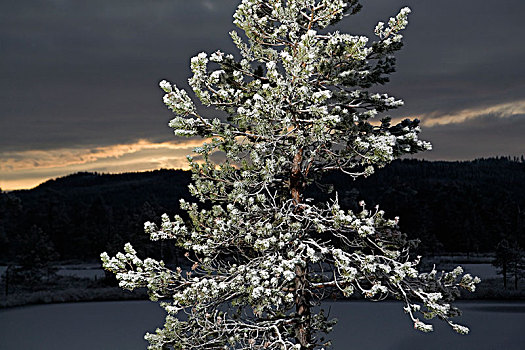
[102,1,480,348]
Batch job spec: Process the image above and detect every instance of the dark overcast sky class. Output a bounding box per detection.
[1,0,524,190]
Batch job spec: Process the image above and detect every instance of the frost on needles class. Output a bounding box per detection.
[101,1,480,349]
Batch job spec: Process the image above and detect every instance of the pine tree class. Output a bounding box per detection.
[493,238,524,289]
[102,1,480,348]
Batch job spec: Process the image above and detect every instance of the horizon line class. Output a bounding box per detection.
[3,155,523,192]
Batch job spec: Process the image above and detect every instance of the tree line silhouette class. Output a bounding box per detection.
[1,157,524,267]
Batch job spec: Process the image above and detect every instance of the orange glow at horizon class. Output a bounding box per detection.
[3,98,524,191]
[0,139,202,191]
[420,99,525,127]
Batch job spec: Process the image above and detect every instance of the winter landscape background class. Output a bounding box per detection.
[1,0,524,348]
[1,158,524,306]
[1,158,525,349]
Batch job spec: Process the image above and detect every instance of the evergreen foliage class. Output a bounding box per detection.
[493,239,524,290]
[102,1,479,348]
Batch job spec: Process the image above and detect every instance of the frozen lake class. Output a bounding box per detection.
[1,300,524,349]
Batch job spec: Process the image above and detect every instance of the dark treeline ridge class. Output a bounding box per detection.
[0,157,524,265]
[0,169,192,264]
[318,157,525,255]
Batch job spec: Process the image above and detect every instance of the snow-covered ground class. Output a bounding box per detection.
[421,254,499,280]
[55,264,105,279]
[1,260,500,281]
[424,263,499,280]
[431,254,495,263]
[0,300,524,350]
[460,263,499,279]
[1,264,105,279]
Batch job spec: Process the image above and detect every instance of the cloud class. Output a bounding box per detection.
[1,0,524,188]
[0,139,204,172]
[0,0,240,153]
[0,139,206,190]
[418,99,525,127]
[201,0,216,12]
[411,113,525,161]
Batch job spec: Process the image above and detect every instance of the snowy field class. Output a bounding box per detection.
[0,300,524,350]
[0,258,500,282]
[0,264,105,279]
[0,261,500,281]
[55,264,106,279]
[460,263,499,279]
[49,264,495,286]
[424,263,499,280]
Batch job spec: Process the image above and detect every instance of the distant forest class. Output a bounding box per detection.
[1,157,524,265]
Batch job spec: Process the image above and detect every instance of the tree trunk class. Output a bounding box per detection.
[5,265,10,297]
[294,264,311,349]
[503,263,507,289]
[290,149,303,206]
[290,148,312,349]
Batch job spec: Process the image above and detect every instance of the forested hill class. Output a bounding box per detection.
[321,157,525,254]
[1,158,524,263]
[0,169,193,262]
